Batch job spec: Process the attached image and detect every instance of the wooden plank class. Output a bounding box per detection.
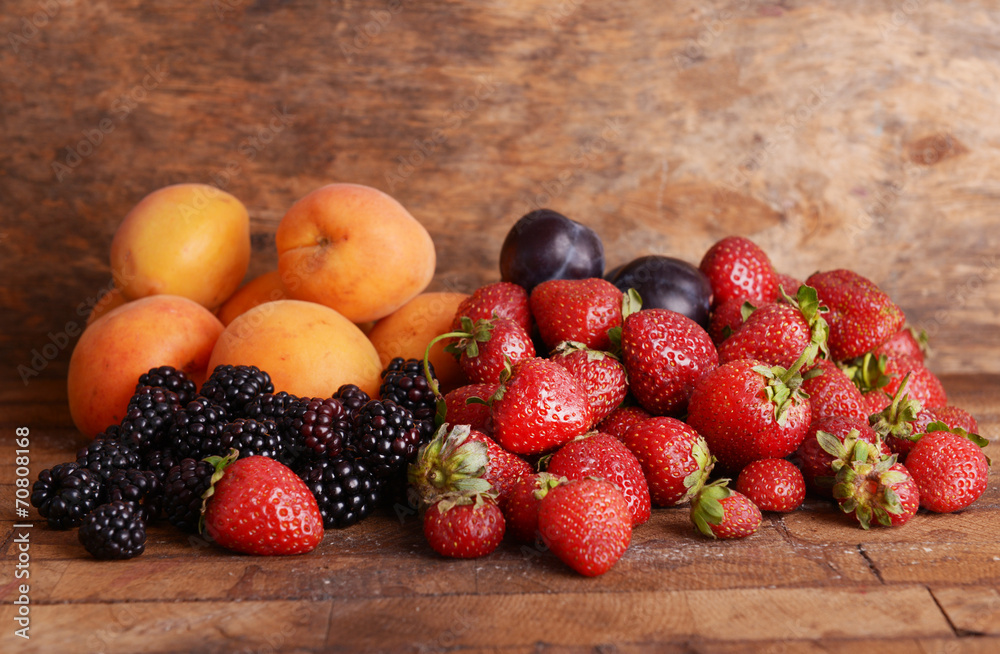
[932,586,1000,636]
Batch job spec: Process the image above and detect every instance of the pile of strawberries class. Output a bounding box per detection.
[407,235,991,577]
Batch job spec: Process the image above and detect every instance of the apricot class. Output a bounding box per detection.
[367,292,469,393]
[111,184,251,310]
[86,286,128,326]
[216,270,290,326]
[68,295,224,438]
[276,183,436,323]
[208,299,383,399]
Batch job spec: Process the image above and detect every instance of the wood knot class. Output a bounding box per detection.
[906,133,968,166]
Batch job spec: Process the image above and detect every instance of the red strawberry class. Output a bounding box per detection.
[596,404,652,441]
[203,454,324,555]
[490,357,592,455]
[861,389,892,415]
[699,236,779,308]
[407,423,492,509]
[443,383,497,434]
[451,281,532,334]
[468,429,534,503]
[775,273,804,297]
[718,285,828,369]
[735,458,805,513]
[800,358,869,422]
[536,477,632,576]
[423,493,505,559]
[686,356,812,472]
[529,278,623,352]
[502,472,563,543]
[905,428,990,513]
[882,357,947,409]
[444,316,535,384]
[708,297,751,345]
[831,442,919,528]
[874,327,927,364]
[622,303,719,417]
[549,342,628,427]
[621,416,713,507]
[868,373,925,460]
[545,432,651,526]
[690,480,762,539]
[796,415,887,496]
[915,405,979,435]
[805,269,905,361]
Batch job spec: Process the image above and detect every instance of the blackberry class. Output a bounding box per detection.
[78,501,146,560]
[299,454,382,528]
[333,384,371,418]
[142,447,181,487]
[106,469,162,523]
[162,457,216,533]
[281,397,352,464]
[244,391,300,422]
[219,418,284,461]
[118,386,181,453]
[77,438,142,484]
[31,462,104,529]
[137,365,197,405]
[169,397,229,460]
[199,364,274,417]
[378,357,438,423]
[350,400,423,479]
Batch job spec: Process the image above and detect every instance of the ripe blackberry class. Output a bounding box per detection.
[219,418,284,461]
[298,454,382,528]
[244,391,301,422]
[169,397,229,460]
[162,458,216,533]
[379,357,438,422]
[118,386,181,453]
[334,384,371,418]
[199,364,274,417]
[350,399,423,479]
[137,365,197,405]
[31,462,104,529]
[77,438,142,484]
[142,447,181,487]
[106,469,162,523]
[79,501,146,560]
[281,397,352,464]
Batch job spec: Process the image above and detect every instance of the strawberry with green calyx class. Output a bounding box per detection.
[708,297,752,345]
[686,341,816,472]
[718,284,829,369]
[875,326,929,364]
[801,358,870,422]
[202,453,324,555]
[529,277,624,352]
[914,405,980,436]
[549,341,628,428]
[830,441,919,529]
[537,477,632,576]
[690,479,762,539]
[443,382,497,434]
[503,472,565,543]
[806,269,905,362]
[796,416,889,497]
[868,372,924,459]
[905,424,990,513]
[433,316,535,385]
[451,281,531,334]
[620,416,714,507]
[407,423,492,511]
[423,491,506,559]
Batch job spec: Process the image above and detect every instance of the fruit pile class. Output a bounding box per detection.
[41,185,990,576]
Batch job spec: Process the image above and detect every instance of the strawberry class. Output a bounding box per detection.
[451,281,532,334]
[468,429,534,503]
[490,357,592,455]
[905,427,990,513]
[596,404,652,441]
[882,357,947,409]
[915,405,979,435]
[442,316,535,384]
[775,273,804,297]
[529,277,623,352]
[708,297,751,345]
[735,458,805,513]
[795,415,887,497]
[686,353,813,473]
[545,432,651,526]
[502,472,563,544]
[699,235,779,308]
[861,389,892,415]
[536,477,632,576]
[718,285,828,369]
[874,326,928,364]
[868,372,925,460]
[407,423,492,510]
[621,298,719,417]
[621,416,714,507]
[443,382,497,434]
[423,492,505,559]
[800,358,869,422]
[690,479,762,539]
[549,341,628,427]
[202,454,324,555]
[831,442,919,529]
[805,269,905,361]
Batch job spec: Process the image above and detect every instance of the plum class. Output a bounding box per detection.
[607,255,713,329]
[499,209,604,292]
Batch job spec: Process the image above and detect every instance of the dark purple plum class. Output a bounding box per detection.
[499,209,604,293]
[608,255,713,329]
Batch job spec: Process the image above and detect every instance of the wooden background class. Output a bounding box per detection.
[1,1,999,652]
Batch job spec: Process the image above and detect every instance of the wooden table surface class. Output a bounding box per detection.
[2,1,1000,651]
